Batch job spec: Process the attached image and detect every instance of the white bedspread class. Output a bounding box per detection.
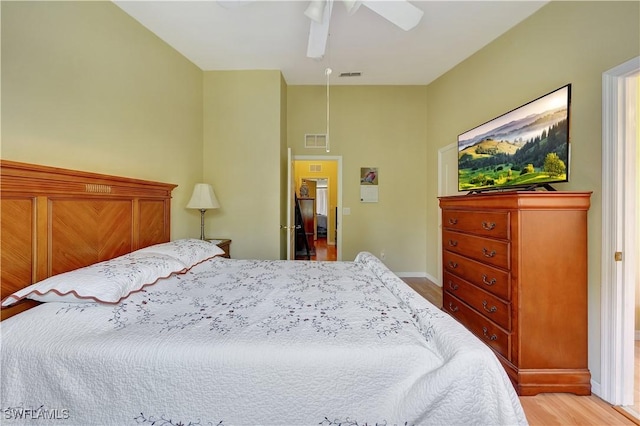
[1,253,527,425]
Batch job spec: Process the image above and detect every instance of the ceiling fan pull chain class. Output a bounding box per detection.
[325,67,332,153]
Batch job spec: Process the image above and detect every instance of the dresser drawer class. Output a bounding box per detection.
[444,292,511,360]
[443,230,510,269]
[443,272,511,330]
[443,251,510,300]
[442,210,509,239]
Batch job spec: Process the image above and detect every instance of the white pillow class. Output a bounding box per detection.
[134,238,224,268]
[0,252,187,307]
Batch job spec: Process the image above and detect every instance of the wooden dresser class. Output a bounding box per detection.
[439,191,591,396]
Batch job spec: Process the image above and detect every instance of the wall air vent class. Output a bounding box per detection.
[310,164,322,172]
[305,134,327,149]
[339,72,362,77]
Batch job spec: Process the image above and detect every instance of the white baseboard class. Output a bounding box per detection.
[394,271,441,286]
[394,272,427,278]
[425,272,440,286]
[591,380,602,398]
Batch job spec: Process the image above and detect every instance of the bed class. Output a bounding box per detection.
[0,161,527,425]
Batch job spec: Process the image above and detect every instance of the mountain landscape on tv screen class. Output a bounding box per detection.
[458,107,568,191]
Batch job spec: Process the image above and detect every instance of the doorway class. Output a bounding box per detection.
[600,56,639,418]
[301,178,336,261]
[293,156,342,261]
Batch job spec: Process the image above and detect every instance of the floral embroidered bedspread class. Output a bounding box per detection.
[1,252,527,425]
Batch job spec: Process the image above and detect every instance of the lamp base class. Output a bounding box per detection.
[199,209,206,240]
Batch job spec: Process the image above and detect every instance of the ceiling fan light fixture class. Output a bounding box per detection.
[304,0,327,23]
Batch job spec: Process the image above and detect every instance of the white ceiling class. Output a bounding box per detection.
[113,0,548,85]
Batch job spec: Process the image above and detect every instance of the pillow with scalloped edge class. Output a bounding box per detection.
[135,238,225,268]
[0,251,188,307]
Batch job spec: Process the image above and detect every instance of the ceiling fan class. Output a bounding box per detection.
[304,0,424,59]
[219,0,424,60]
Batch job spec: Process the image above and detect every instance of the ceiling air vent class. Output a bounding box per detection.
[305,134,327,149]
[339,72,362,78]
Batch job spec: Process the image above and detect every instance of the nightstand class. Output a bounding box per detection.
[206,238,231,258]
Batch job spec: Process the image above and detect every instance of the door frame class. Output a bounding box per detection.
[600,56,639,405]
[293,155,343,260]
[437,142,461,286]
[286,148,296,260]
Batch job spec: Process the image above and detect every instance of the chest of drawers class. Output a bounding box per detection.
[439,191,592,396]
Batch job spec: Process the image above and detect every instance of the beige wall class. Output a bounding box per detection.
[288,86,428,275]
[202,70,286,260]
[0,1,204,239]
[425,1,640,385]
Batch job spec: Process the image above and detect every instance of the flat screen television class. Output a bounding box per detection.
[457,84,571,193]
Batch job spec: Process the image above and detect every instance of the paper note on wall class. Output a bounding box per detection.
[360,167,379,203]
[360,185,378,202]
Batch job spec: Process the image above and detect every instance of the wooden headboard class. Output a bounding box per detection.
[0,160,177,320]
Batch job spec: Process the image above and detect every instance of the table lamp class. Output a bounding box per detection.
[187,183,220,240]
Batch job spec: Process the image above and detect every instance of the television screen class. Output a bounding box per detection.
[457,84,571,192]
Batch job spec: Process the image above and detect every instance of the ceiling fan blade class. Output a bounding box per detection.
[343,0,362,15]
[362,0,423,31]
[305,0,327,23]
[306,0,334,59]
[216,0,255,9]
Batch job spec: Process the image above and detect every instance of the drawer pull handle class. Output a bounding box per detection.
[448,218,458,225]
[482,301,497,313]
[448,281,459,291]
[448,261,458,269]
[448,302,459,313]
[482,248,496,258]
[482,221,496,231]
[482,327,498,341]
[448,240,458,247]
[482,275,496,286]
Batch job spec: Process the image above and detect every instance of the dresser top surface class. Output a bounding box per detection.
[439,191,592,210]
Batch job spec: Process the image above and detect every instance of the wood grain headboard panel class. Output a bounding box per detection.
[1,160,177,320]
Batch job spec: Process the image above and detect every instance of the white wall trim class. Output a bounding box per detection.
[394,271,438,284]
[424,271,438,285]
[591,380,602,399]
[394,272,426,278]
[600,56,639,405]
[436,143,459,287]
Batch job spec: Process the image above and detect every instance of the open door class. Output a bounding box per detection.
[286,148,296,260]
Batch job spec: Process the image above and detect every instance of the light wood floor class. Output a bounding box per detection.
[401,277,638,426]
[310,237,337,261]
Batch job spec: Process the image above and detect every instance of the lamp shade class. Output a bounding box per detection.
[186,183,220,210]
